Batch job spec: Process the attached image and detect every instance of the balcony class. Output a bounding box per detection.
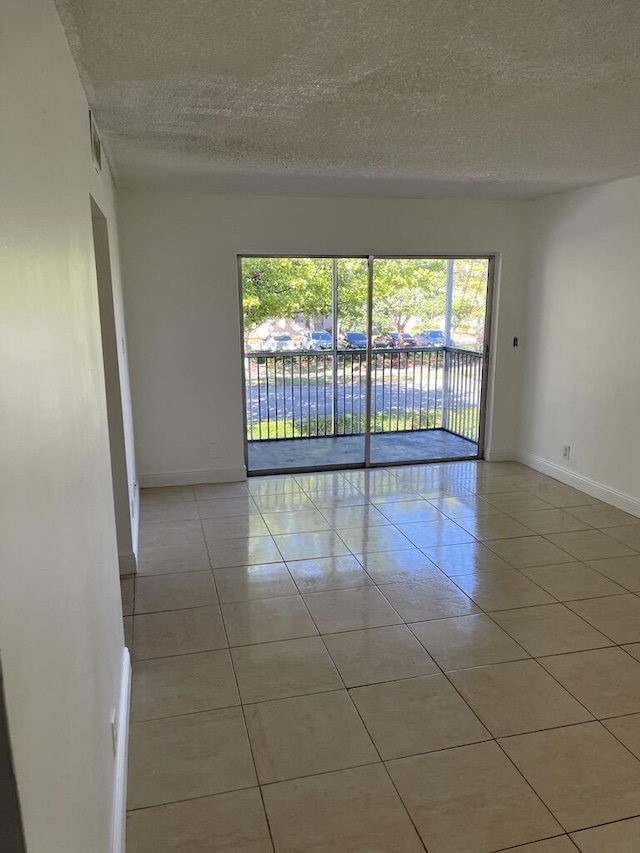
[245,346,484,472]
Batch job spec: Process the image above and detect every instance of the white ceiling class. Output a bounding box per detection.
[56,0,640,198]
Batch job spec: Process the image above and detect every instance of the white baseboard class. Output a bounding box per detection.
[111,647,132,853]
[483,447,517,462]
[139,466,247,488]
[518,452,640,518]
[118,552,137,577]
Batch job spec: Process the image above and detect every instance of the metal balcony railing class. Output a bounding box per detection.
[245,347,483,444]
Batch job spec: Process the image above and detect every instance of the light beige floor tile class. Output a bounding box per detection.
[397,518,474,548]
[193,482,250,500]
[317,503,388,528]
[337,524,413,554]
[387,741,561,853]
[126,788,273,853]
[501,840,578,853]
[586,556,640,590]
[297,472,351,491]
[367,487,422,504]
[623,643,640,662]
[572,817,640,852]
[429,494,501,519]
[499,722,640,832]
[138,519,206,551]
[207,535,282,569]
[196,495,259,519]
[448,659,592,736]
[567,594,640,643]
[249,476,305,496]
[566,505,639,529]
[467,478,525,496]
[252,492,315,512]
[511,509,592,535]
[262,764,424,853]
[133,606,227,660]
[410,613,529,670]
[309,491,368,508]
[381,577,480,621]
[417,482,476,500]
[350,674,490,759]
[137,551,211,576]
[127,708,256,809]
[456,513,536,541]
[491,604,613,656]
[213,562,297,602]
[131,650,239,721]
[303,586,402,633]
[121,577,134,616]
[356,548,444,584]
[540,647,640,719]
[486,536,574,568]
[244,690,378,783]
[545,530,637,561]
[376,499,445,524]
[604,523,640,550]
[231,636,342,703]
[141,485,195,505]
[201,514,270,541]
[262,508,331,535]
[135,571,217,613]
[603,713,640,758]
[423,541,515,576]
[222,595,317,646]
[531,485,596,508]
[323,625,438,687]
[522,562,627,601]
[484,492,555,512]
[274,530,350,561]
[140,501,200,524]
[124,615,133,648]
[287,554,373,592]
[138,540,211,575]
[453,570,555,610]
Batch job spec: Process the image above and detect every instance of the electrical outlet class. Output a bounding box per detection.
[209,443,219,459]
[562,445,571,460]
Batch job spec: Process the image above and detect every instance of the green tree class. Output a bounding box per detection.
[241,257,332,331]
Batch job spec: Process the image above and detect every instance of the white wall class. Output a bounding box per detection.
[0,0,135,849]
[520,176,640,512]
[118,191,531,483]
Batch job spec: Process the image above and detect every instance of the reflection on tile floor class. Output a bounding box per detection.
[125,460,640,852]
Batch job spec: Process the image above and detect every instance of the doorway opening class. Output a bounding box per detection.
[91,198,135,574]
[239,255,493,474]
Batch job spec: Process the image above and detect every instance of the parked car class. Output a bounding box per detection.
[339,331,367,349]
[302,330,332,350]
[417,330,446,348]
[373,331,418,348]
[261,333,296,352]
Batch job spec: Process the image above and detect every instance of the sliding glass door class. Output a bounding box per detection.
[240,255,492,474]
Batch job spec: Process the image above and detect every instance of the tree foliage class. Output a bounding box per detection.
[241,256,488,339]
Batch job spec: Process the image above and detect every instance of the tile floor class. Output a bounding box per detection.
[123,461,640,852]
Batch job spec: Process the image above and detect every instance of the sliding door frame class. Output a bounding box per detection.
[237,253,496,476]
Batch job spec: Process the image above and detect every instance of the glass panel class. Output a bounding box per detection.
[369,258,487,465]
[241,257,367,473]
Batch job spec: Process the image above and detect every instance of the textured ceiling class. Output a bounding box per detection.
[56,0,640,198]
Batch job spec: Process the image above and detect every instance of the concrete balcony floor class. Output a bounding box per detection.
[248,429,478,473]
